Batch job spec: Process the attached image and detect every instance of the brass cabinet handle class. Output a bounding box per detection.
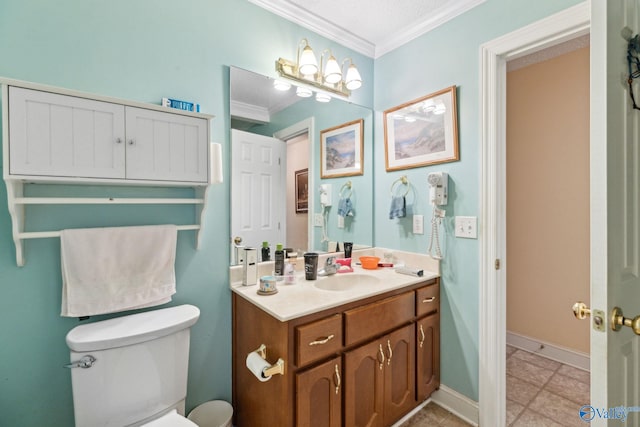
[116,138,123,144]
[419,324,425,348]
[309,334,335,346]
[378,344,385,370]
[334,364,341,395]
[386,340,393,366]
[422,297,436,303]
[611,307,640,335]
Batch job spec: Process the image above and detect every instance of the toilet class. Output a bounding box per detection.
[65,304,201,427]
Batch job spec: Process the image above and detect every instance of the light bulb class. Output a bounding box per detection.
[273,80,291,91]
[296,86,313,98]
[298,45,318,76]
[323,55,342,84]
[315,92,331,103]
[345,64,362,90]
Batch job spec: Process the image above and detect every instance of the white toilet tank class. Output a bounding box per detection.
[66,304,200,427]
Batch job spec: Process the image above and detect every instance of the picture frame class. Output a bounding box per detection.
[294,168,309,213]
[383,86,459,171]
[320,118,364,178]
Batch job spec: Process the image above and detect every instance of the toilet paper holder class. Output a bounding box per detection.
[254,344,285,377]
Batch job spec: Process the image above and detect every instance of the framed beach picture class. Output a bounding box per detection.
[320,119,364,178]
[295,168,309,213]
[384,86,459,171]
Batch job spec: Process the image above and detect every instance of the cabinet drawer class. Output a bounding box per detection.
[344,292,414,346]
[296,314,343,366]
[416,284,439,317]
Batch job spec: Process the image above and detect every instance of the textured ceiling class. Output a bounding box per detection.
[248,0,486,58]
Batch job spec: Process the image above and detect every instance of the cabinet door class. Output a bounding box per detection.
[416,313,440,401]
[344,338,384,427]
[296,357,342,427]
[125,107,208,183]
[383,324,416,426]
[9,86,125,179]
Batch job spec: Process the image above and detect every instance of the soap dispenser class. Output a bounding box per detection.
[243,247,258,286]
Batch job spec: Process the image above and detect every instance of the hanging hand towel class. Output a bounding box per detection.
[389,196,406,219]
[60,224,178,317]
[337,197,355,217]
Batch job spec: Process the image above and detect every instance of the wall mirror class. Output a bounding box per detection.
[229,66,373,264]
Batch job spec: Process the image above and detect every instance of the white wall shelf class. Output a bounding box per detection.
[2,78,221,267]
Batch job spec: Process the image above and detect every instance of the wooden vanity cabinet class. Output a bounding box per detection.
[232,278,440,427]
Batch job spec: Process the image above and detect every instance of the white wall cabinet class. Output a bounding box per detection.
[2,79,216,266]
[8,86,209,184]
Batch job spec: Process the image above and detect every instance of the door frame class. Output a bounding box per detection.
[478,2,590,426]
[274,117,315,252]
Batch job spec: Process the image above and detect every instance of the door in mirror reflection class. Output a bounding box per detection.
[231,129,285,263]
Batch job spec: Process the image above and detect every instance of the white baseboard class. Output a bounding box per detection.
[507,331,590,371]
[431,385,479,426]
[390,385,479,427]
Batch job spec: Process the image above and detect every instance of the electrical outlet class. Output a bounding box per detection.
[413,215,424,234]
[314,213,324,227]
[455,216,477,239]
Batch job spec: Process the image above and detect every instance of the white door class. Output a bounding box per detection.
[231,129,285,260]
[125,107,208,183]
[589,0,640,424]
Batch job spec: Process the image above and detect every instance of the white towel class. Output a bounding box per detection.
[60,225,178,317]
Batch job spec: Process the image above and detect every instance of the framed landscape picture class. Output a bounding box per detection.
[320,119,364,178]
[384,86,459,171]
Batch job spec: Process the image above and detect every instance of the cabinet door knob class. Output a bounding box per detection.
[116,138,123,144]
[128,139,135,145]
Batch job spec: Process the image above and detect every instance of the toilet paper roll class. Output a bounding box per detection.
[246,351,272,382]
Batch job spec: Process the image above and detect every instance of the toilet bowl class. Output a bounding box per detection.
[65,305,201,427]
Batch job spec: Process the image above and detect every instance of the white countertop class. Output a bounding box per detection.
[230,263,439,322]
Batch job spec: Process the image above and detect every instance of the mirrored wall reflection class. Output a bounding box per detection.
[229,66,374,264]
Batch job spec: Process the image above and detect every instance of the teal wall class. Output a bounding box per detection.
[0,1,372,426]
[0,0,586,425]
[373,0,583,401]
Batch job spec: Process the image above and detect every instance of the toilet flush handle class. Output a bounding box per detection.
[64,355,97,369]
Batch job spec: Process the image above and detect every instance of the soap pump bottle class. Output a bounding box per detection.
[261,241,271,262]
[274,243,285,277]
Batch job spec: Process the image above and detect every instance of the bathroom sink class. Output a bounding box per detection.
[314,273,380,291]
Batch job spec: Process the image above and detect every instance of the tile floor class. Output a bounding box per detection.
[399,401,473,427]
[400,346,590,427]
[506,345,590,427]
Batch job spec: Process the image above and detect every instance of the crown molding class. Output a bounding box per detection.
[375,0,486,58]
[247,0,375,57]
[248,0,486,59]
[230,100,270,124]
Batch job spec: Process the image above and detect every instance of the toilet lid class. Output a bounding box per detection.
[141,410,198,427]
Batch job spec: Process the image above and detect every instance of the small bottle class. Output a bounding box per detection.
[261,241,271,262]
[284,259,297,285]
[274,243,285,277]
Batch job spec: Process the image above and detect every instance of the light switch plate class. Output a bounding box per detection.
[455,216,477,238]
[314,213,323,227]
[413,215,424,234]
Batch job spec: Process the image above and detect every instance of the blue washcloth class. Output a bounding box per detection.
[389,196,406,219]
[338,197,354,217]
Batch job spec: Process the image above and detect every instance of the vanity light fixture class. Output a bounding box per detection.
[273,80,291,91]
[296,86,313,98]
[275,38,362,98]
[315,92,331,103]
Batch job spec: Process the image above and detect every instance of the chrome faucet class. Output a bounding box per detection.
[318,256,338,276]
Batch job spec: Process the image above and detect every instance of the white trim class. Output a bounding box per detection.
[230,100,270,124]
[431,385,480,426]
[507,331,590,371]
[273,118,315,252]
[479,2,590,426]
[247,0,485,59]
[376,0,486,58]
[247,0,375,57]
